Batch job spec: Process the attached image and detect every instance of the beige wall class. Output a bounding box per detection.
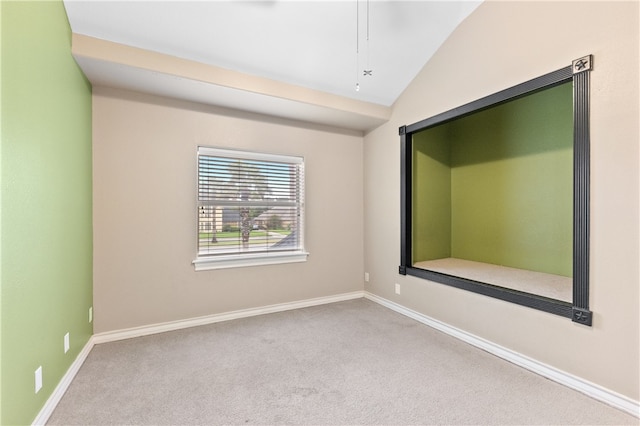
[92,0,639,403]
[364,1,639,400]
[93,88,364,333]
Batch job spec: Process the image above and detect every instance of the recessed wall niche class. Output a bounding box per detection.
[399,56,593,325]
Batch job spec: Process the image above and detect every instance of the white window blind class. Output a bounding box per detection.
[194,146,307,270]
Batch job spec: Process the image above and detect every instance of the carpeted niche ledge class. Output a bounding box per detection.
[414,258,572,302]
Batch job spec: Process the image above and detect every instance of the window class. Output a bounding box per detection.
[193,146,307,270]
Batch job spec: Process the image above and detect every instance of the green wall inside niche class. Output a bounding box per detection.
[412,81,573,277]
[413,125,452,261]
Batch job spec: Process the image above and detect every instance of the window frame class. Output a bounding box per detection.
[193,146,308,271]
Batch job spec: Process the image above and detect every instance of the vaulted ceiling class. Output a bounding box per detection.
[63,1,482,131]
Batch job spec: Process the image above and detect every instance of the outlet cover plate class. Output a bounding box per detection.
[64,332,70,353]
[35,366,43,393]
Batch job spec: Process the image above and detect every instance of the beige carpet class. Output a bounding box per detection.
[47,299,636,425]
[414,258,572,302]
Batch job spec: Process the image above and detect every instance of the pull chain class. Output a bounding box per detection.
[355,0,360,91]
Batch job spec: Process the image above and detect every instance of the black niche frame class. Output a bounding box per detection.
[399,55,593,326]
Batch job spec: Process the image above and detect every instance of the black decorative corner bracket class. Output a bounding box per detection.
[399,125,406,135]
[572,307,592,326]
[399,265,407,275]
[572,55,593,74]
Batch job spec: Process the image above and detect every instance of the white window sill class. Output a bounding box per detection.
[193,251,309,271]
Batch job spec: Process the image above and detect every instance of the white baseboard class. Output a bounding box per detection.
[32,290,639,425]
[364,291,640,419]
[93,291,365,344]
[32,337,95,426]
[32,291,363,425]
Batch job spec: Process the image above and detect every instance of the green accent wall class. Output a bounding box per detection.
[412,82,573,277]
[1,2,93,424]
[0,2,4,422]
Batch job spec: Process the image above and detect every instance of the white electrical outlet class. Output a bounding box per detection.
[64,332,70,353]
[364,272,370,282]
[395,283,401,295]
[89,306,93,323]
[35,366,43,393]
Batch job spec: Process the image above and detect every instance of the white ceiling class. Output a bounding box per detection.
[63,0,481,130]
